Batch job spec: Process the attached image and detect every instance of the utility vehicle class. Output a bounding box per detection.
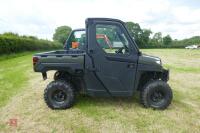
[33,18,173,110]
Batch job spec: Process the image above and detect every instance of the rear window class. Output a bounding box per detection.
[67,30,86,50]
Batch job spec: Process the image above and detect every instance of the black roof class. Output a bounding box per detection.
[86,18,125,24]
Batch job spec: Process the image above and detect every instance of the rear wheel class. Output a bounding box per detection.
[44,80,75,109]
[140,80,173,110]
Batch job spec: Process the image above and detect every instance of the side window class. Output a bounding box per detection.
[96,24,130,54]
[68,30,86,50]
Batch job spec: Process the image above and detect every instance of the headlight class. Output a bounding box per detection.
[156,60,161,65]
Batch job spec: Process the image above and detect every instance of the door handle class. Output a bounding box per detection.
[127,63,135,68]
[86,66,100,72]
[71,55,78,57]
[89,49,94,54]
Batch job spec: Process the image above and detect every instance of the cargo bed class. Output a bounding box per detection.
[33,50,85,73]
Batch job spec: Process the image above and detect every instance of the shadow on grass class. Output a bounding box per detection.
[50,89,190,114]
[73,93,144,120]
[76,93,140,108]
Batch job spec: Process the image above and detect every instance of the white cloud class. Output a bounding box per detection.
[0,0,199,40]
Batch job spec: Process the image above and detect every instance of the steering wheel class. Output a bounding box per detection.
[115,47,124,54]
[115,46,129,54]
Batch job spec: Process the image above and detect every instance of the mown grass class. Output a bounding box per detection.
[0,52,38,107]
[0,49,200,132]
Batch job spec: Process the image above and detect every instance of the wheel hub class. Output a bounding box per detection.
[52,90,67,102]
[151,91,164,102]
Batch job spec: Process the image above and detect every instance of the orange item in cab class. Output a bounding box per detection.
[72,42,79,48]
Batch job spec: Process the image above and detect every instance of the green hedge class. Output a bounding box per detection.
[140,44,187,49]
[0,35,62,54]
[141,36,200,49]
[139,43,197,49]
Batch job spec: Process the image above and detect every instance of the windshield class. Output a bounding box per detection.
[65,29,115,50]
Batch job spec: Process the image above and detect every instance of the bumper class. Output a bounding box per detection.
[161,69,169,81]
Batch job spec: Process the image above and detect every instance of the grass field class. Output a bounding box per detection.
[0,49,200,132]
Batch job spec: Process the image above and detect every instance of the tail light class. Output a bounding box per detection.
[33,56,39,65]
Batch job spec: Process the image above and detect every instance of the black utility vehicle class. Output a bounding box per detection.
[33,18,172,110]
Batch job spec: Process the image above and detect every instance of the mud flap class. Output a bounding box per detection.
[42,72,47,80]
[162,69,169,82]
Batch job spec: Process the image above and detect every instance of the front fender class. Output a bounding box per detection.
[134,65,169,92]
[137,63,163,72]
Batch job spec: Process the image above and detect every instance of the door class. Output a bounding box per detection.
[86,19,139,96]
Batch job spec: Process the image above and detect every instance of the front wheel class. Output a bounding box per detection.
[44,80,75,109]
[140,80,173,110]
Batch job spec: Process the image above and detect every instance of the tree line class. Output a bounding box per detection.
[126,22,173,48]
[53,22,200,48]
[1,21,199,55]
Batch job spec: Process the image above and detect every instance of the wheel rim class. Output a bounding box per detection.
[52,90,67,102]
[150,89,164,103]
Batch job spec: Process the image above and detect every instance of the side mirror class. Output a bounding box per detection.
[138,51,142,56]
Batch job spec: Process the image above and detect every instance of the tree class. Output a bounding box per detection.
[163,35,172,45]
[141,29,152,47]
[53,26,72,44]
[126,22,142,40]
[126,22,152,48]
[153,32,162,44]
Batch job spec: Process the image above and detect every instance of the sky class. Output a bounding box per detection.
[0,0,200,40]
